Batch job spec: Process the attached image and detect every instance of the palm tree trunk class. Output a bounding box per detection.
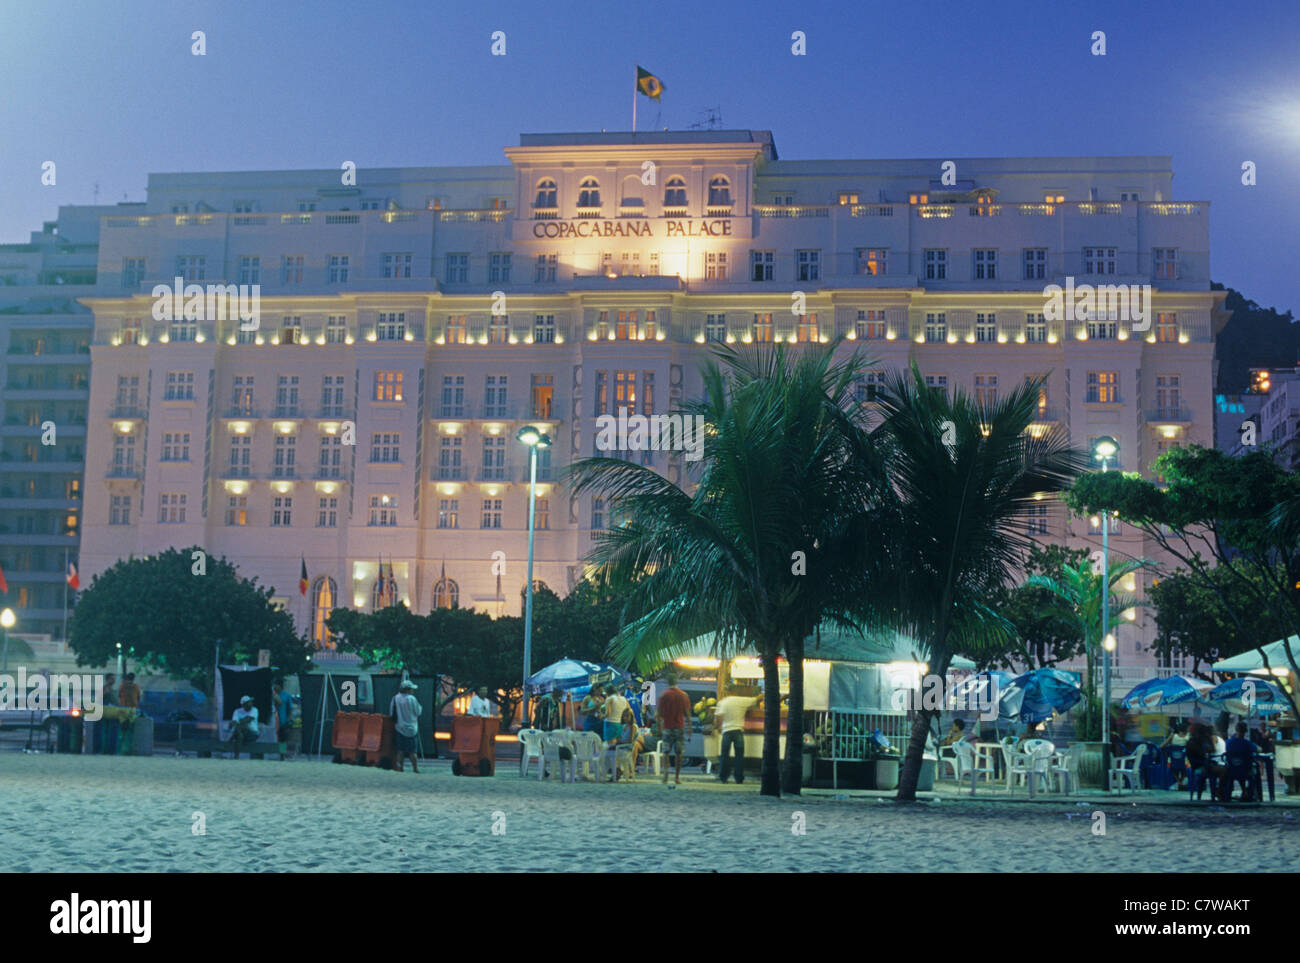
[781,636,805,795]
[760,650,782,797]
[897,652,951,801]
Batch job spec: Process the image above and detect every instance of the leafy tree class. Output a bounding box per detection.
[982,544,1088,670]
[1066,445,1300,719]
[1150,563,1280,678]
[863,363,1087,800]
[571,341,881,797]
[1026,556,1153,740]
[69,547,307,693]
[1213,283,1298,394]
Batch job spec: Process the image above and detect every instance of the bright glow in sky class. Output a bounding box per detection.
[1,0,1298,311]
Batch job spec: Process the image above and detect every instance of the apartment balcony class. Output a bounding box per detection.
[0,496,78,510]
[705,206,733,218]
[532,208,559,220]
[476,467,511,483]
[316,407,348,419]
[2,387,89,401]
[222,407,260,419]
[754,205,829,218]
[1030,406,1063,423]
[108,405,145,419]
[434,402,562,423]
[105,466,143,480]
[271,407,303,419]
[1146,407,1191,423]
[311,469,346,481]
[519,464,555,483]
[433,466,465,481]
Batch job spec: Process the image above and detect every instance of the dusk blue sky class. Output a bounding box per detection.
[3,0,1298,312]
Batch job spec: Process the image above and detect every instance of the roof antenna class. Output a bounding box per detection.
[687,107,724,131]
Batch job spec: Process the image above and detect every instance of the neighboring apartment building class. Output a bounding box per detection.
[0,204,121,640]
[70,130,1226,680]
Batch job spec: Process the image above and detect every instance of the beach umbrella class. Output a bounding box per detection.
[1204,677,1291,716]
[997,667,1082,723]
[526,658,598,690]
[1119,674,1213,711]
[1211,635,1300,674]
[948,670,1014,710]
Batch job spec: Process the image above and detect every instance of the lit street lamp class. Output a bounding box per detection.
[0,607,15,672]
[1092,435,1119,787]
[517,425,552,726]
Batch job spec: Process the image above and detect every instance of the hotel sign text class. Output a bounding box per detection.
[531,218,734,239]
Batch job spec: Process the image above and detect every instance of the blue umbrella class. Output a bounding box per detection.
[1119,674,1213,711]
[948,670,1014,711]
[1205,677,1290,716]
[998,668,1082,723]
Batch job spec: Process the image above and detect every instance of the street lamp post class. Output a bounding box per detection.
[516,425,552,727]
[0,607,15,673]
[1092,435,1119,789]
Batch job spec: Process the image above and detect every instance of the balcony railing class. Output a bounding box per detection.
[532,208,559,220]
[477,467,509,482]
[224,407,259,418]
[106,466,141,479]
[1147,407,1190,423]
[434,466,465,481]
[754,205,829,218]
[109,405,144,418]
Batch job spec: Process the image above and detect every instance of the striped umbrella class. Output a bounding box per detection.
[997,668,1082,724]
[1119,674,1213,711]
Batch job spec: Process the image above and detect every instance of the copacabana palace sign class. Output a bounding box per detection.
[512,215,752,242]
[531,218,733,238]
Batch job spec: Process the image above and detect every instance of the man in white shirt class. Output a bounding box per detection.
[713,687,760,784]
[468,686,492,718]
[390,680,422,773]
[229,695,259,758]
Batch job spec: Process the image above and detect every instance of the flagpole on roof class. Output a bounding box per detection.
[632,64,637,133]
[62,547,68,644]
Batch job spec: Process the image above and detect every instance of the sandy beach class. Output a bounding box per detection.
[1,753,1294,873]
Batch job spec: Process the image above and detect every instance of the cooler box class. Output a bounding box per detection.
[450,715,497,777]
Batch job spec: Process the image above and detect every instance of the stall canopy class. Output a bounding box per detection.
[1211,636,1300,674]
[674,622,976,669]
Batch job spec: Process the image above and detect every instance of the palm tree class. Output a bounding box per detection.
[861,362,1088,801]
[1027,555,1153,738]
[568,340,880,796]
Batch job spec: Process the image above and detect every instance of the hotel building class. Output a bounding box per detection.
[73,130,1226,679]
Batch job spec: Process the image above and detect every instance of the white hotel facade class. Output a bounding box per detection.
[78,130,1226,679]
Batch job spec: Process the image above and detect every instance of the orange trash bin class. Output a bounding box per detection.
[450,715,497,776]
[331,711,362,764]
[358,712,396,768]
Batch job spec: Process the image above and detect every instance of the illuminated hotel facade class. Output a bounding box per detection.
[76,130,1226,677]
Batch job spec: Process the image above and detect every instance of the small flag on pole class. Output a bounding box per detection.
[636,65,664,101]
[66,561,80,591]
[376,557,387,607]
[0,561,7,595]
[299,557,309,596]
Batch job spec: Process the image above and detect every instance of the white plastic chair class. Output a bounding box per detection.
[1002,741,1030,790]
[1052,743,1086,795]
[539,731,576,782]
[570,731,605,781]
[1109,743,1148,794]
[638,735,663,776]
[953,741,995,794]
[938,744,960,781]
[1025,744,1055,797]
[517,728,543,777]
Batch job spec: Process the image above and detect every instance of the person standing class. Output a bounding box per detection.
[114,672,141,756]
[580,685,605,733]
[468,686,492,718]
[713,686,760,784]
[389,680,422,773]
[656,671,691,785]
[532,686,563,732]
[272,679,292,759]
[602,686,630,745]
[99,673,118,755]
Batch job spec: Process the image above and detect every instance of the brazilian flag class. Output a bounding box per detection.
[636,66,664,101]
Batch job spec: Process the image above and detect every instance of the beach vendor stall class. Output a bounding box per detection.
[1212,637,1299,791]
[666,623,974,787]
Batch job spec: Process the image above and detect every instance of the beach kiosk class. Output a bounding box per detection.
[1212,636,1300,791]
[668,624,973,787]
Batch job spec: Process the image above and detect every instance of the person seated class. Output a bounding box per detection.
[1185,723,1223,798]
[941,718,968,747]
[229,695,260,758]
[1222,722,1258,801]
[1251,723,1276,802]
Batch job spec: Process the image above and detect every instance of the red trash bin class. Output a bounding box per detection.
[358,713,396,768]
[450,715,497,776]
[331,711,362,764]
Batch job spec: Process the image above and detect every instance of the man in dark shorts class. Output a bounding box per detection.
[656,671,691,785]
[390,680,422,772]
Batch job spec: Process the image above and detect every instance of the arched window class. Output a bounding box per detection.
[708,176,732,207]
[620,176,644,212]
[311,576,337,650]
[534,178,557,208]
[663,177,687,208]
[577,178,601,208]
[433,577,459,609]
